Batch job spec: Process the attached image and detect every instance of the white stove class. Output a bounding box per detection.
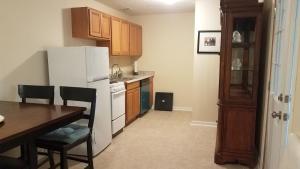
[110,82,126,135]
[110,81,126,92]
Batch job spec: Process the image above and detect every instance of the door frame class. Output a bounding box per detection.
[255,0,276,168]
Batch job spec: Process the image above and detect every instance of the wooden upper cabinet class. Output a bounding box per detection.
[71,7,111,40]
[136,26,142,56]
[130,24,142,56]
[121,21,130,56]
[111,17,122,55]
[89,9,102,37]
[129,24,137,56]
[101,13,111,39]
[72,7,142,57]
[111,18,131,56]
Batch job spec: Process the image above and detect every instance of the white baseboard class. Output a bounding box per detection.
[190,121,217,127]
[173,106,193,112]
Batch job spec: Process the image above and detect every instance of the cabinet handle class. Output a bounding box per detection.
[278,93,283,102]
[271,111,282,120]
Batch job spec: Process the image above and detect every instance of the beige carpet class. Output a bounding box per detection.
[42,110,248,169]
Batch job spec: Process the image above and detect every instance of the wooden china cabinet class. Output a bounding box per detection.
[215,0,263,167]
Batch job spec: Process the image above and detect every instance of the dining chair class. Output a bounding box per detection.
[18,85,55,104]
[0,155,28,169]
[36,86,96,169]
[17,84,55,166]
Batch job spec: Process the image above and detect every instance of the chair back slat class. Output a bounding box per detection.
[18,85,55,105]
[60,86,97,129]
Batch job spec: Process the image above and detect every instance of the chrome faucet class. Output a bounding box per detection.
[111,64,123,79]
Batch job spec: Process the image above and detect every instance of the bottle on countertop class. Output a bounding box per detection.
[133,61,139,75]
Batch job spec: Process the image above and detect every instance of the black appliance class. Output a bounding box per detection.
[154,92,173,111]
[140,79,150,115]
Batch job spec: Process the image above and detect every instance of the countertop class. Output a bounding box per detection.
[124,71,155,83]
[110,71,155,84]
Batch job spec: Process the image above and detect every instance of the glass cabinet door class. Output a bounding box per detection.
[229,17,256,98]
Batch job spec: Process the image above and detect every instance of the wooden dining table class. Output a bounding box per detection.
[0,101,86,169]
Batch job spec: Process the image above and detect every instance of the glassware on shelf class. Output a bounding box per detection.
[231,57,242,70]
[232,30,242,43]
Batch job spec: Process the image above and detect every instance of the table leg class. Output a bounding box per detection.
[21,143,31,162]
[27,140,37,169]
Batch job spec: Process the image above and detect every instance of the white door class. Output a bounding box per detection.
[264,0,300,168]
[85,47,110,82]
[278,0,300,167]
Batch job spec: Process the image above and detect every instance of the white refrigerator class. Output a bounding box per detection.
[47,46,112,156]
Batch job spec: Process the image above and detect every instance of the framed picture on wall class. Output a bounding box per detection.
[197,30,221,54]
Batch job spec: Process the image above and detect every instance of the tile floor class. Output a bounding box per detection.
[42,110,248,169]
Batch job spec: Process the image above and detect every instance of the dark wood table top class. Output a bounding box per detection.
[0,101,86,152]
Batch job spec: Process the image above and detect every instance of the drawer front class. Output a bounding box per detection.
[126,81,140,90]
[112,114,125,134]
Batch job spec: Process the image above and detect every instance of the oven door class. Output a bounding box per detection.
[111,90,126,120]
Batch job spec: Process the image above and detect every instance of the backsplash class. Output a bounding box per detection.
[109,56,138,76]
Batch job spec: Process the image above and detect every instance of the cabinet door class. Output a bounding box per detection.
[136,26,142,56]
[121,21,130,56]
[130,24,142,56]
[225,13,262,105]
[222,107,256,152]
[111,17,122,55]
[130,24,137,56]
[126,90,134,124]
[133,87,140,117]
[126,87,140,124]
[89,9,102,37]
[101,13,111,39]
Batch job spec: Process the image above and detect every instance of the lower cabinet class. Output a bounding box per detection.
[215,105,257,167]
[125,82,140,125]
[125,77,154,125]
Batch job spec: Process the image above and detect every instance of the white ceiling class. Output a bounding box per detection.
[97,0,195,15]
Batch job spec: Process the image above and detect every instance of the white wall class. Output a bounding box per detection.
[193,0,221,122]
[0,0,130,101]
[133,13,195,110]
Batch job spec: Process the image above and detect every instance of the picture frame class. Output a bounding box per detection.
[197,30,221,54]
